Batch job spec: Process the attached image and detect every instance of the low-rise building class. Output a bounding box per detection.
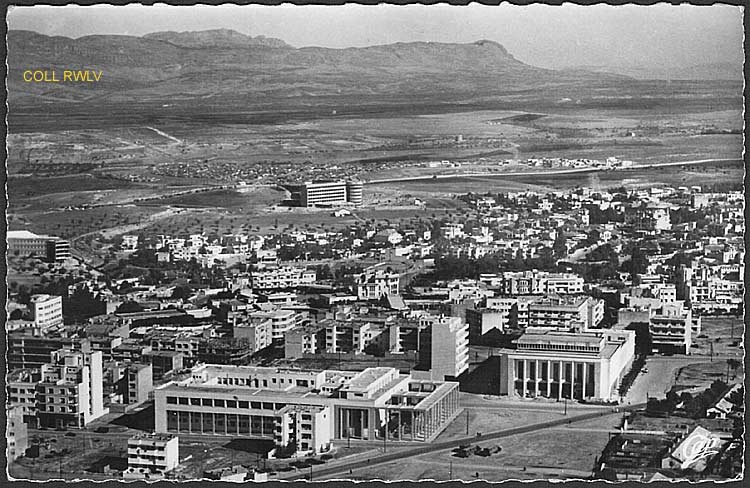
[124,433,179,480]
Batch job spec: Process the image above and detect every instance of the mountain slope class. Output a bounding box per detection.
[8,29,618,105]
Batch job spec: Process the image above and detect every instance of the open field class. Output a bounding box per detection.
[329,412,622,481]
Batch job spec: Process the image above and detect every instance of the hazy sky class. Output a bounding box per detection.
[8,3,744,69]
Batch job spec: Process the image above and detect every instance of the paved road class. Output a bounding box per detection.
[279,403,643,480]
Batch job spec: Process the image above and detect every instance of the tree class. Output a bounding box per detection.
[552,231,567,258]
[115,301,144,314]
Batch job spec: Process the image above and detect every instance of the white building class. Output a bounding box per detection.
[36,349,108,429]
[124,433,179,480]
[502,329,635,402]
[30,294,64,331]
[417,315,469,380]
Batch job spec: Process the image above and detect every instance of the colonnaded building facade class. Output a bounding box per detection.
[154,365,460,454]
[500,328,635,402]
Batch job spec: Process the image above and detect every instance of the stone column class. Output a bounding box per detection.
[582,362,588,399]
[546,360,552,397]
[521,360,528,398]
[571,362,577,400]
[534,360,540,397]
[558,361,564,400]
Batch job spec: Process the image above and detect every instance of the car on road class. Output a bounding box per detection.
[64,432,76,437]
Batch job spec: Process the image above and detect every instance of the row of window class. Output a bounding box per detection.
[166,396,290,410]
[166,410,278,435]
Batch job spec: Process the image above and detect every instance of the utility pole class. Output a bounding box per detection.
[449,460,453,480]
[563,396,567,416]
[309,464,313,482]
[465,409,469,435]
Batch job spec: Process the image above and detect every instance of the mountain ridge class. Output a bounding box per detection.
[8,29,625,104]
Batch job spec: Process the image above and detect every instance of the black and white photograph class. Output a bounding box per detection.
[4,3,746,483]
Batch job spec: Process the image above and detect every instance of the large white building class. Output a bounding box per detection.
[292,180,363,207]
[30,294,64,331]
[501,328,635,402]
[154,365,460,448]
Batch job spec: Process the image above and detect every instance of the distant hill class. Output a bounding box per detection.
[143,28,291,49]
[8,29,622,104]
[563,62,743,81]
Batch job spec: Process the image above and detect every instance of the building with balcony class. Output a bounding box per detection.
[527,295,604,331]
[251,266,317,291]
[649,301,693,354]
[35,349,108,429]
[416,315,469,380]
[124,433,179,480]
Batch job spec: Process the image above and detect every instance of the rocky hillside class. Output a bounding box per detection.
[8,29,615,104]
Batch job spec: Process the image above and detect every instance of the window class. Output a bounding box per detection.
[301,424,312,430]
[202,399,212,406]
[226,400,237,408]
[262,402,273,410]
[214,399,225,408]
[178,397,188,405]
[239,401,249,409]
[251,402,261,409]
[190,398,201,406]
[301,433,312,440]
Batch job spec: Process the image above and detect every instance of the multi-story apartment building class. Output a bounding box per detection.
[154,365,460,445]
[233,319,273,353]
[7,333,81,372]
[649,301,693,354]
[6,405,28,462]
[465,308,508,342]
[248,309,303,340]
[7,369,41,424]
[417,315,469,380]
[527,295,604,331]
[284,325,327,359]
[492,271,585,296]
[29,294,64,331]
[124,363,153,407]
[36,349,108,429]
[322,320,388,355]
[251,266,317,291]
[124,433,179,480]
[501,328,635,402]
[276,404,332,455]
